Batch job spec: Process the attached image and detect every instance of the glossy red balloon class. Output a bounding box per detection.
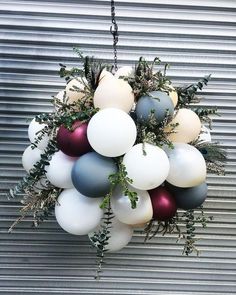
[57,120,92,157]
[149,187,177,221]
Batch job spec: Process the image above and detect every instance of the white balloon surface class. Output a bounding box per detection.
[166,143,207,187]
[22,146,42,173]
[65,77,86,103]
[46,151,76,188]
[28,118,49,150]
[111,186,153,225]
[93,76,134,113]
[55,188,103,235]
[122,143,170,190]
[114,66,134,78]
[89,217,133,252]
[87,108,137,157]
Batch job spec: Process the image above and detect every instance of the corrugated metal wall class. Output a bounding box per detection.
[0,0,236,294]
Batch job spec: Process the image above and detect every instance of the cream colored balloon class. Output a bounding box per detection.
[168,85,178,107]
[111,186,153,225]
[115,66,134,78]
[166,108,201,143]
[98,69,114,84]
[93,78,135,112]
[65,77,86,103]
[55,90,65,103]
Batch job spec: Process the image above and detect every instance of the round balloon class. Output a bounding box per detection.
[65,77,86,103]
[71,152,117,198]
[149,187,177,221]
[135,91,174,123]
[22,146,42,173]
[56,120,92,157]
[46,151,76,188]
[168,86,178,107]
[166,143,207,188]
[115,66,134,78]
[28,118,49,150]
[166,182,208,210]
[198,125,211,143]
[87,108,137,157]
[93,77,135,113]
[55,188,103,235]
[166,108,201,143]
[98,69,114,84]
[122,143,170,190]
[89,217,133,252]
[111,186,153,225]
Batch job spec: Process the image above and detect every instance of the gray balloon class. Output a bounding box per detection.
[136,91,174,123]
[166,182,208,210]
[71,152,118,198]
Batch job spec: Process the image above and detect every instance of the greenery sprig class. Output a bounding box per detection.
[89,203,114,279]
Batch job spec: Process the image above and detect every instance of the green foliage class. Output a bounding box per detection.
[176,75,211,108]
[127,57,172,100]
[193,141,227,175]
[100,162,138,210]
[89,204,114,279]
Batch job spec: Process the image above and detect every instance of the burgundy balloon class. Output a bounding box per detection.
[149,187,177,221]
[56,120,92,157]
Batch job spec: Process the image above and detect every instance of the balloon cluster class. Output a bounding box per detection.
[22,65,213,253]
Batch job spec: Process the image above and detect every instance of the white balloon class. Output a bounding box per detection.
[93,77,135,113]
[166,143,207,187]
[115,66,134,78]
[55,188,103,235]
[111,186,153,225]
[98,69,114,84]
[122,143,170,190]
[46,151,76,188]
[198,125,211,143]
[87,108,137,157]
[22,146,42,173]
[89,217,133,252]
[28,118,49,150]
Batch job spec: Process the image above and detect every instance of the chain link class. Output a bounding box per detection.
[110,0,119,71]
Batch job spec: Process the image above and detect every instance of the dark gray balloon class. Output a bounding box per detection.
[71,152,118,198]
[135,91,174,123]
[165,182,208,210]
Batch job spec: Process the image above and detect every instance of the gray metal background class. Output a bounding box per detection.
[0,0,236,294]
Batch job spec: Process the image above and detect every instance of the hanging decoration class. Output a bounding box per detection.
[8,0,227,279]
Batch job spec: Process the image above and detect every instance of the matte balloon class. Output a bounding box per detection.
[55,188,103,235]
[149,187,177,221]
[166,143,207,187]
[93,77,135,112]
[115,66,134,78]
[166,108,201,143]
[111,186,153,225]
[166,182,208,210]
[198,125,211,143]
[56,120,92,157]
[46,151,76,188]
[168,86,178,107]
[98,69,114,84]
[87,108,137,157]
[136,91,174,123]
[122,143,170,190]
[22,146,42,173]
[28,118,49,150]
[65,77,86,103]
[71,152,117,198]
[89,217,133,252]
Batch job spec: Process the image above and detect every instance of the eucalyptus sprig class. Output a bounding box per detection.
[89,203,114,279]
[100,161,138,210]
[176,75,211,108]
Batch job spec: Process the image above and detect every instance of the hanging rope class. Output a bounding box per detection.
[110,0,119,71]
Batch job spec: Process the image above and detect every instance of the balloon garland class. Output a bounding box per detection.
[9,52,227,278]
